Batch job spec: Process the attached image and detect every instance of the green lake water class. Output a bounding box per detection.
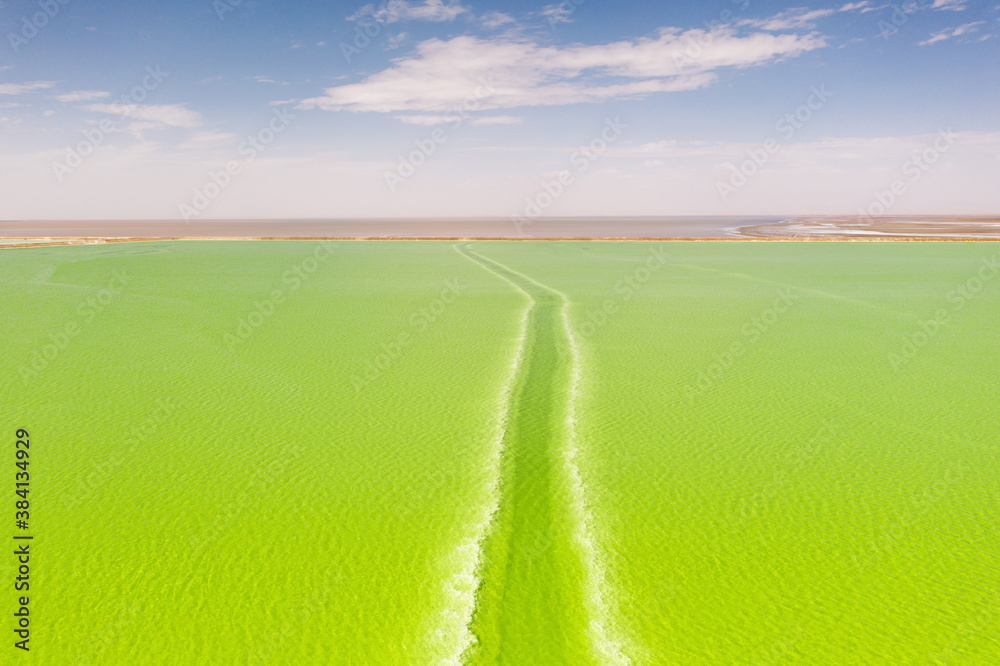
[1,240,997,664]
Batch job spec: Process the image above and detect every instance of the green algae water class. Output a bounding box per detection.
[1,240,998,664]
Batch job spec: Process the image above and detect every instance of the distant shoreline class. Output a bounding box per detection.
[3,235,1000,250]
[2,216,999,247]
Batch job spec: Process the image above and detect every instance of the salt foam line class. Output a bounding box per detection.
[425,244,534,665]
[461,245,634,664]
[558,287,634,666]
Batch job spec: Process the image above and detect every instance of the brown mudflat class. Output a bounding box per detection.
[1,216,999,247]
[738,216,1000,240]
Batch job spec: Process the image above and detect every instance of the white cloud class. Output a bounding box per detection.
[85,103,203,128]
[0,81,56,95]
[740,3,873,31]
[480,11,514,29]
[541,3,573,25]
[300,30,826,113]
[932,0,967,10]
[348,0,468,24]
[385,32,409,49]
[919,21,984,45]
[394,113,521,125]
[740,8,837,30]
[53,90,111,102]
[253,75,277,83]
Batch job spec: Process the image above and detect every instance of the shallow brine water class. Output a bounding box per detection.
[1,240,997,664]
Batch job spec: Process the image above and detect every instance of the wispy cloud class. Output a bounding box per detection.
[741,8,836,30]
[85,103,203,128]
[480,10,514,29]
[394,113,522,125]
[300,29,825,113]
[740,3,873,31]
[53,90,111,102]
[385,32,409,50]
[348,0,468,24]
[932,0,968,11]
[919,21,984,45]
[0,81,56,95]
[541,3,573,25]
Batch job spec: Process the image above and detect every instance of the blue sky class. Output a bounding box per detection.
[1,0,998,219]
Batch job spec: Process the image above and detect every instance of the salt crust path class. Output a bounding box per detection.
[436,243,632,665]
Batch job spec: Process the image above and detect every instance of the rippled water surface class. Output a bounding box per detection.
[1,240,998,664]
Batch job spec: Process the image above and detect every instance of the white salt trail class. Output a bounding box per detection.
[423,245,534,664]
